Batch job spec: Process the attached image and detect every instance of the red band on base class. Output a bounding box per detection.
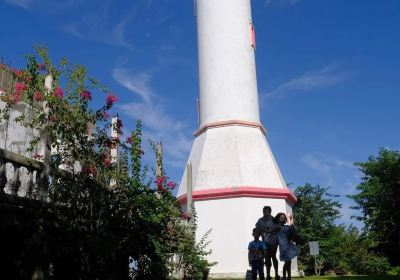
[177,186,297,205]
[194,120,267,137]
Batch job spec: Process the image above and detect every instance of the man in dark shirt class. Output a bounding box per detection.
[256,206,280,280]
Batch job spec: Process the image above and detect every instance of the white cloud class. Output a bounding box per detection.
[5,0,32,9]
[114,67,192,169]
[113,68,154,103]
[63,5,134,48]
[301,152,363,227]
[4,0,84,10]
[301,153,332,175]
[263,64,356,99]
[301,152,358,187]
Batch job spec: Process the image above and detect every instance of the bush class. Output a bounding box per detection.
[359,254,391,275]
[0,46,214,280]
[388,266,400,276]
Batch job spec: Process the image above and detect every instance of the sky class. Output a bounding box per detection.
[1,0,399,227]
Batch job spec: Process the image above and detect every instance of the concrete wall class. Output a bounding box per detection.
[195,197,299,278]
[196,0,260,125]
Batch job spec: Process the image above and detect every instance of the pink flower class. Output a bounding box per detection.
[11,91,22,104]
[106,93,118,106]
[34,91,44,101]
[37,63,46,71]
[157,184,165,192]
[105,141,115,149]
[155,176,167,186]
[32,154,43,160]
[12,69,24,78]
[126,136,133,144]
[103,158,112,167]
[83,165,96,175]
[167,181,177,190]
[80,90,92,101]
[113,137,120,143]
[14,82,27,93]
[180,213,189,220]
[53,87,64,98]
[103,111,110,120]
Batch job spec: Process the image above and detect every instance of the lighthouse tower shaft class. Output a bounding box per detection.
[178,0,298,277]
[197,0,259,125]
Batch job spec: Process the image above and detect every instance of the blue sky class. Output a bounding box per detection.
[1,0,399,227]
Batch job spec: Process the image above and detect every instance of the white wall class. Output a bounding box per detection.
[178,126,286,197]
[194,196,298,278]
[196,0,260,125]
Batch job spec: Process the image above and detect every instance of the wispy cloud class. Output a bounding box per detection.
[301,152,357,188]
[4,0,84,10]
[63,2,135,48]
[301,152,363,227]
[302,153,333,175]
[263,64,357,99]
[5,0,33,9]
[112,68,154,104]
[265,0,302,6]
[113,67,192,168]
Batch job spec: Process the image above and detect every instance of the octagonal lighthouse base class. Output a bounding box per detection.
[177,123,300,278]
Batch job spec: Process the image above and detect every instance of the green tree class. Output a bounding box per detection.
[293,183,342,272]
[349,148,400,265]
[0,46,213,279]
[332,226,390,275]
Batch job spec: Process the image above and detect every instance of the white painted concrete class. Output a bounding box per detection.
[196,0,260,125]
[178,0,299,277]
[178,126,286,197]
[194,197,299,278]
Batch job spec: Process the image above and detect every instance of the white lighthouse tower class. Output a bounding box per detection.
[177,0,298,277]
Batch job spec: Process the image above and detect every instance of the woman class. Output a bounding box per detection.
[274,213,300,280]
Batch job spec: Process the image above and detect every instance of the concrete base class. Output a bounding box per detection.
[209,269,303,279]
[193,197,299,276]
[177,124,299,276]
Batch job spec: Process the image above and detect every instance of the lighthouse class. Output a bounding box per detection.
[177,0,298,277]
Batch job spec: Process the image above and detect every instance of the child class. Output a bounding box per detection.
[248,228,267,280]
[274,213,300,280]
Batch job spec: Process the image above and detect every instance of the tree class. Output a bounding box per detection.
[294,182,391,276]
[293,184,342,272]
[349,148,400,265]
[0,46,213,279]
[332,226,390,275]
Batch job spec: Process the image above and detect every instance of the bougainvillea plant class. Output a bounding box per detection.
[0,46,213,280]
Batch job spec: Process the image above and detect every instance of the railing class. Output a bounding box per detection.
[0,147,48,201]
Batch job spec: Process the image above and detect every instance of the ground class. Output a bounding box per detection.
[216,276,400,280]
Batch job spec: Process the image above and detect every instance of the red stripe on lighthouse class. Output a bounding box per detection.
[193,120,267,137]
[177,186,297,205]
[250,23,256,49]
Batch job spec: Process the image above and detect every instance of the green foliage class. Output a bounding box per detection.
[0,46,213,279]
[293,184,390,275]
[389,266,400,276]
[331,226,390,275]
[173,208,216,280]
[348,148,400,265]
[293,184,342,271]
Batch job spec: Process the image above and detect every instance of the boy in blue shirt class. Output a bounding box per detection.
[248,228,267,280]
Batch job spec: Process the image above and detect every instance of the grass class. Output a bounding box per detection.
[216,276,400,280]
[304,276,400,280]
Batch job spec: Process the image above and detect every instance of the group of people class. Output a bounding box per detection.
[248,206,300,280]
